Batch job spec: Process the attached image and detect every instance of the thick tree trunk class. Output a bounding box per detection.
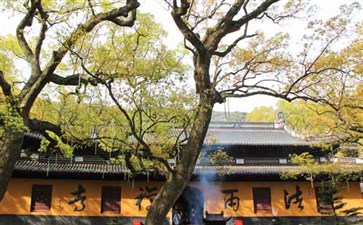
[0,130,23,201]
[145,93,214,225]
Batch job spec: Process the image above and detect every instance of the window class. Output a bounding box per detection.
[253,188,272,213]
[30,185,52,212]
[315,188,334,214]
[101,186,121,213]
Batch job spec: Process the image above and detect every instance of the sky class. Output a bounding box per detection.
[1,0,362,112]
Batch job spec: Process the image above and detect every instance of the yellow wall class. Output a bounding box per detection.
[194,181,363,217]
[0,179,164,217]
[0,179,362,218]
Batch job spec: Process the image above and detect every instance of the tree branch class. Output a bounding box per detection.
[87,0,96,16]
[205,0,280,52]
[77,57,175,173]
[18,0,140,118]
[26,119,61,136]
[106,82,175,173]
[16,0,37,63]
[235,0,280,27]
[171,1,205,53]
[48,73,98,86]
[34,2,48,62]
[0,71,12,97]
[213,33,257,57]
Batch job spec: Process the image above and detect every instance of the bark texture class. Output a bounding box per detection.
[145,46,216,224]
[145,1,282,224]
[0,131,23,201]
[145,94,214,225]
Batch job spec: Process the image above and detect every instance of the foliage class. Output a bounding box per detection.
[210,149,234,165]
[38,130,73,157]
[197,147,235,175]
[276,100,336,135]
[317,180,345,216]
[242,95,363,155]
[317,180,363,225]
[283,154,363,223]
[281,152,363,182]
[20,13,193,174]
[2,1,363,224]
[289,152,315,166]
[245,106,275,122]
[0,104,27,133]
[0,0,140,202]
[0,35,19,81]
[67,14,193,174]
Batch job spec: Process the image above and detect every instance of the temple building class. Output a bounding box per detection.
[1,120,363,225]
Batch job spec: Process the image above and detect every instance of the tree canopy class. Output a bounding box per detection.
[245,106,275,122]
[0,0,140,201]
[1,1,363,224]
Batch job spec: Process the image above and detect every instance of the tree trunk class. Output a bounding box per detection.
[145,92,214,225]
[0,130,23,201]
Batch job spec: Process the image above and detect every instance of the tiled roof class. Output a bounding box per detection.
[14,160,128,174]
[194,165,297,175]
[13,159,363,176]
[173,122,311,146]
[23,122,312,146]
[204,128,309,146]
[14,159,296,176]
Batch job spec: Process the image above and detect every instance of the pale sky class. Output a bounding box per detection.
[1,0,362,112]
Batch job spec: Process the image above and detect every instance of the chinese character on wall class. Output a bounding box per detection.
[284,185,304,211]
[68,184,87,211]
[222,188,240,211]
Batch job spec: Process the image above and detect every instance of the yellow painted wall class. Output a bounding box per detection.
[0,179,165,217]
[195,181,363,217]
[0,179,362,218]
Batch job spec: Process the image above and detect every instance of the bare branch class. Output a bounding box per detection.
[213,0,245,33]
[235,0,280,27]
[172,0,190,16]
[87,0,96,16]
[213,33,257,57]
[34,2,48,62]
[205,0,280,52]
[171,1,205,53]
[189,1,225,31]
[16,0,37,62]
[343,105,363,110]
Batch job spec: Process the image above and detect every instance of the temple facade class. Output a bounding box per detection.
[1,122,363,225]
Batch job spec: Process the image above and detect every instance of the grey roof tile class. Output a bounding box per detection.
[204,128,309,146]
[194,165,296,175]
[24,122,311,146]
[14,159,296,175]
[14,160,128,174]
